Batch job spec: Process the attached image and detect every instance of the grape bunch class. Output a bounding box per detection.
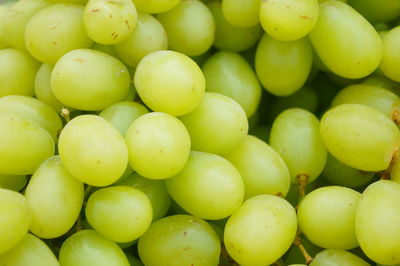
[1,0,400,265]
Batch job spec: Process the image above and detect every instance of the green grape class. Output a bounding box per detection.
[99,101,148,136]
[255,34,313,96]
[51,49,130,111]
[284,237,323,265]
[0,233,59,266]
[224,135,291,199]
[165,151,244,220]
[180,92,248,155]
[59,230,130,266]
[48,0,88,3]
[270,108,327,183]
[138,215,220,266]
[380,26,400,83]
[0,48,40,97]
[117,172,171,221]
[207,1,263,52]
[90,42,118,57]
[86,186,152,243]
[221,0,260,28]
[58,115,128,186]
[25,156,84,239]
[2,0,50,49]
[132,0,180,14]
[224,195,297,266]
[319,0,347,2]
[0,189,31,255]
[0,5,9,49]
[0,174,27,191]
[125,112,191,180]
[156,0,215,56]
[259,0,319,41]
[348,0,400,23]
[310,249,370,266]
[355,180,400,265]
[202,51,261,117]
[322,154,374,188]
[114,12,168,68]
[320,104,400,171]
[83,0,137,45]
[309,1,382,79]
[134,50,205,116]
[0,95,62,142]
[0,114,54,175]
[363,75,400,97]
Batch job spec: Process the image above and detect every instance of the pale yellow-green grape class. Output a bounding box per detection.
[202,51,261,117]
[320,104,400,171]
[134,50,205,116]
[363,75,400,97]
[224,195,297,266]
[48,0,88,3]
[255,34,313,96]
[117,173,171,221]
[322,154,374,188]
[319,0,347,2]
[284,237,323,265]
[125,112,191,180]
[207,1,263,52]
[90,42,118,57]
[25,156,84,239]
[180,92,248,155]
[348,0,400,23]
[25,4,92,64]
[2,0,50,49]
[51,49,130,110]
[259,0,319,41]
[221,0,260,28]
[0,115,54,175]
[114,13,168,67]
[0,95,62,142]
[355,181,400,265]
[138,215,220,266]
[59,230,130,266]
[86,186,152,243]
[224,135,291,199]
[270,108,327,183]
[332,84,399,118]
[298,186,361,249]
[309,1,382,79]
[0,5,10,49]
[0,174,27,191]
[99,101,148,136]
[380,26,400,82]
[0,48,40,97]
[310,249,370,266]
[156,0,215,56]
[165,151,244,220]
[58,115,128,186]
[133,0,180,14]
[0,189,31,255]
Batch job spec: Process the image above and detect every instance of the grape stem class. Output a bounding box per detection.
[60,108,71,123]
[378,149,400,180]
[392,109,400,126]
[296,174,309,201]
[293,231,313,265]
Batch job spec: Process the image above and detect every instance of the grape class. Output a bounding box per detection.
[310,249,370,266]
[320,104,400,171]
[207,1,263,52]
[132,0,180,14]
[255,34,313,96]
[348,0,400,23]
[224,135,291,199]
[165,151,244,220]
[202,51,261,117]
[59,230,130,266]
[309,1,382,79]
[180,92,248,155]
[363,75,400,97]
[0,48,40,97]
[114,12,168,68]
[0,234,59,266]
[270,108,327,183]
[125,112,191,180]
[25,156,84,239]
[0,5,9,49]
[355,180,400,265]
[0,189,31,255]
[134,50,205,116]
[224,195,297,266]
[138,215,220,266]
[156,0,215,56]
[51,49,130,111]
[0,174,27,191]
[58,115,128,186]
[85,186,152,243]
[25,3,92,64]
[221,0,260,28]
[83,0,137,45]
[380,26,400,82]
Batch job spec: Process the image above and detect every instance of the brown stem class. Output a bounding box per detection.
[378,149,400,180]
[60,108,71,123]
[293,231,313,265]
[296,174,309,201]
[392,108,400,126]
